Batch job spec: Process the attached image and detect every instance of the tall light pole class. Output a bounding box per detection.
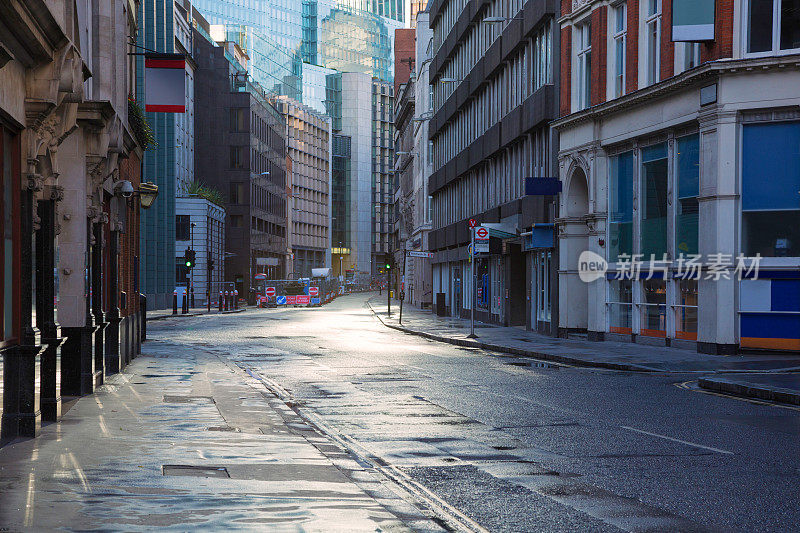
[190,222,196,308]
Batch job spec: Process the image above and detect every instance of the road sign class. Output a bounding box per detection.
[474,241,489,253]
[475,227,489,240]
[276,295,286,305]
[469,219,477,228]
[286,295,297,305]
[407,251,434,258]
[311,297,320,305]
[265,286,276,298]
[309,286,319,297]
[296,295,310,305]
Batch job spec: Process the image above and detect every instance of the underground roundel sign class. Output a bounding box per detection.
[475,227,489,240]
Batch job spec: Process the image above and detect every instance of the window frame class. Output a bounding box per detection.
[644,0,662,86]
[743,0,800,57]
[612,2,627,98]
[576,20,592,110]
[0,126,21,347]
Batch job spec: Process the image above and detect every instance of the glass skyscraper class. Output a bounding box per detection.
[193,0,404,113]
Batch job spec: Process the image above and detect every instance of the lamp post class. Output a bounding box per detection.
[190,222,196,308]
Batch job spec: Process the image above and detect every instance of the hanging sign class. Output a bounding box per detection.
[145,53,186,113]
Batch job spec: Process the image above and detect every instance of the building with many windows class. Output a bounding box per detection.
[555,0,800,353]
[193,0,405,113]
[392,10,435,308]
[272,95,333,277]
[194,27,289,294]
[427,0,560,333]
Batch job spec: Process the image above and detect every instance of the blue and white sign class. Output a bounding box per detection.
[276,295,287,305]
[311,297,320,305]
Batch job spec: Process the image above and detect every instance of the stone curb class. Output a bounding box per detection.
[367,302,658,373]
[697,377,800,405]
[147,308,247,321]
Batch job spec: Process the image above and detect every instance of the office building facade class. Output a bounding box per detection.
[427,0,560,333]
[273,96,333,277]
[555,0,800,353]
[194,29,289,294]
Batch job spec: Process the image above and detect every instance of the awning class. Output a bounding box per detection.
[480,222,518,240]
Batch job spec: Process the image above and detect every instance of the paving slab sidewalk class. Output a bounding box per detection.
[147,306,246,320]
[368,297,800,374]
[0,339,443,531]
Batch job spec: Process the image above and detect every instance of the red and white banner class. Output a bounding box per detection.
[285,295,297,305]
[296,295,310,305]
[145,54,186,113]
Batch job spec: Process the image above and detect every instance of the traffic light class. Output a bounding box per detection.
[386,263,391,269]
[185,249,196,269]
[207,258,214,270]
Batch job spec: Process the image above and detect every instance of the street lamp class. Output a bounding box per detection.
[114,180,159,209]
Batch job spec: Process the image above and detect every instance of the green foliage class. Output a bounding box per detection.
[128,96,157,151]
[187,181,225,207]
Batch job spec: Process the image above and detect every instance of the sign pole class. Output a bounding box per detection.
[400,250,407,324]
[469,226,477,338]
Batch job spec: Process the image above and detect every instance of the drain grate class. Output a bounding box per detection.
[163,395,215,404]
[162,465,230,478]
[207,426,240,432]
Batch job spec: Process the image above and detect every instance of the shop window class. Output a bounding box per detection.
[742,122,800,257]
[608,279,633,334]
[640,279,667,336]
[675,134,699,256]
[1,128,19,345]
[536,251,552,322]
[609,151,634,261]
[674,279,698,340]
[640,143,668,259]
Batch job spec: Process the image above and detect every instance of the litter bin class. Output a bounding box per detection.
[436,293,446,317]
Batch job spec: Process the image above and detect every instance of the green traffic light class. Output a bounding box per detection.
[386,264,390,269]
[185,261,191,267]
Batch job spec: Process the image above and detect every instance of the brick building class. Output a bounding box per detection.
[554,0,800,352]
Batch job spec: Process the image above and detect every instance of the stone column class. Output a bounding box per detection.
[697,109,738,354]
[37,194,64,421]
[105,226,121,374]
[91,216,106,384]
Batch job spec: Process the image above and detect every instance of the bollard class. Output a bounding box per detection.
[182,291,188,314]
[173,290,178,315]
[234,289,239,309]
[223,291,228,311]
[219,290,223,312]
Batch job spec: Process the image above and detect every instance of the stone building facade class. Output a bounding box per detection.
[555,0,800,353]
[272,96,332,278]
[1,0,147,441]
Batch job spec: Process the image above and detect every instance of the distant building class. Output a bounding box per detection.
[272,96,333,278]
[194,28,289,294]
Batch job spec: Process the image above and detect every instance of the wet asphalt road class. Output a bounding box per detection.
[151,294,800,532]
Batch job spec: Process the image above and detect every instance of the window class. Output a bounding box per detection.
[175,215,190,241]
[746,0,800,54]
[675,134,699,255]
[742,121,800,257]
[576,21,592,110]
[1,127,20,345]
[608,279,633,334]
[612,3,627,97]
[229,182,245,204]
[674,279,698,340]
[609,151,634,261]
[535,251,552,322]
[645,0,661,85]
[230,146,245,169]
[230,108,247,132]
[683,42,701,70]
[640,143,668,259]
[640,279,667,337]
[230,215,243,228]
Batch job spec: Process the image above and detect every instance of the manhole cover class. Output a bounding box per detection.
[163,395,215,404]
[207,426,240,432]
[162,465,229,478]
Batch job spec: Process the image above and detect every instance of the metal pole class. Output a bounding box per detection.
[387,266,391,317]
[190,223,195,309]
[468,226,477,338]
[400,250,407,324]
